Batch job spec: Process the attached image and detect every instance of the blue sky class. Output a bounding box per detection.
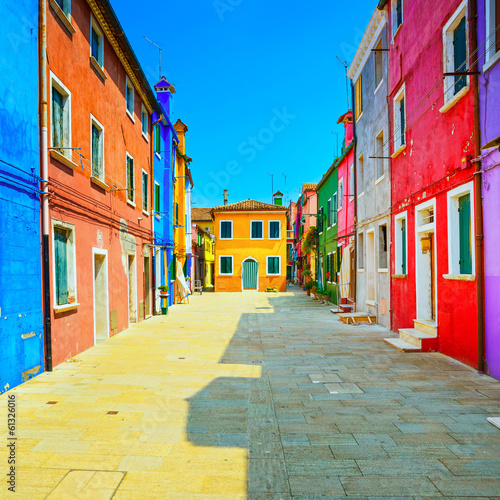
[112,0,375,208]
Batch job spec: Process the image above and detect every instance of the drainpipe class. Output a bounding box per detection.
[351,80,357,311]
[470,0,485,372]
[40,0,52,371]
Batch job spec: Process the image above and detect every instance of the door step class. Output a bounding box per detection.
[413,319,437,336]
[398,328,438,350]
[384,338,422,352]
[338,312,376,325]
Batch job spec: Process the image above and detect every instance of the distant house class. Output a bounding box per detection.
[211,200,288,292]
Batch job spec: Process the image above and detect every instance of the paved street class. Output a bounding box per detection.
[1,287,500,499]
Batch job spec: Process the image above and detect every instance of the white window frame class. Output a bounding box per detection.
[485,0,500,68]
[51,219,78,312]
[126,152,135,206]
[327,197,332,228]
[375,128,386,182]
[441,0,469,112]
[126,76,135,121]
[267,255,281,276]
[219,255,234,276]
[394,211,408,276]
[50,72,72,157]
[446,181,475,277]
[338,179,344,211]
[142,169,149,215]
[327,252,332,282]
[333,192,338,225]
[391,0,404,39]
[378,222,389,272]
[357,154,365,198]
[141,104,149,141]
[90,114,105,182]
[219,220,233,240]
[250,220,264,240]
[358,231,365,271]
[349,163,355,201]
[90,15,104,68]
[374,38,384,92]
[393,84,406,156]
[269,220,281,240]
[154,181,160,219]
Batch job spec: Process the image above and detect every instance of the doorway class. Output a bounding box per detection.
[242,258,258,290]
[155,249,161,314]
[128,253,137,324]
[366,230,375,302]
[93,249,109,343]
[144,255,151,318]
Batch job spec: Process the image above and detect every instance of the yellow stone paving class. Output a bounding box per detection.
[0,292,268,499]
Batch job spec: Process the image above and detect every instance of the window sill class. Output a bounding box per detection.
[49,0,76,34]
[142,210,150,217]
[355,111,364,123]
[142,132,149,143]
[375,174,385,185]
[366,299,376,306]
[90,176,108,190]
[269,238,281,240]
[50,149,78,170]
[90,56,107,80]
[439,85,470,114]
[483,51,500,73]
[374,79,384,95]
[358,269,365,273]
[267,274,281,277]
[54,303,79,313]
[127,199,136,208]
[358,191,365,199]
[392,23,403,42]
[155,152,161,160]
[392,274,408,279]
[378,268,389,273]
[391,143,406,159]
[219,273,233,276]
[219,238,233,241]
[126,109,135,123]
[250,238,264,241]
[155,214,161,220]
[443,273,475,281]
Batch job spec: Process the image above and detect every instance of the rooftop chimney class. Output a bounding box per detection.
[223,189,228,205]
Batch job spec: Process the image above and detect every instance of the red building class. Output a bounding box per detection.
[44,0,158,366]
[381,0,479,366]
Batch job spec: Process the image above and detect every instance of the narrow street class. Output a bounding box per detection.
[2,288,500,499]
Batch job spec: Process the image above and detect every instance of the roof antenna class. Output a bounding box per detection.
[336,56,350,110]
[144,36,162,80]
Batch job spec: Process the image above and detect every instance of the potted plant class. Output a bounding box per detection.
[311,281,319,300]
[322,290,331,304]
[158,285,169,296]
[316,288,325,303]
[305,281,313,296]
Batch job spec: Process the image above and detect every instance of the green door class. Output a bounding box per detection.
[242,260,258,289]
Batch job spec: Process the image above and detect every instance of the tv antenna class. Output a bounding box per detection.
[144,36,162,80]
[336,55,350,110]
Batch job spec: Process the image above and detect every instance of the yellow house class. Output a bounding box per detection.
[192,207,214,235]
[211,200,288,292]
[193,225,215,287]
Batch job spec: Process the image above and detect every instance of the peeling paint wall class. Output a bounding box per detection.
[0,0,44,393]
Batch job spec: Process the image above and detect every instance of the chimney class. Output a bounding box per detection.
[223,189,228,205]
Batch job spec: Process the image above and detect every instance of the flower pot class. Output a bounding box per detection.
[306,289,311,296]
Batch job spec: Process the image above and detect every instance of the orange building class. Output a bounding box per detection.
[43,0,158,366]
[211,200,288,292]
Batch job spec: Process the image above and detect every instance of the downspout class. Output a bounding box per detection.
[351,80,357,311]
[150,114,155,315]
[40,0,52,371]
[470,0,485,372]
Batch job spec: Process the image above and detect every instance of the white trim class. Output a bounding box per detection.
[443,273,475,281]
[393,83,406,152]
[49,0,75,34]
[250,220,264,240]
[439,85,470,114]
[483,49,500,73]
[219,220,233,240]
[126,76,135,120]
[446,181,475,276]
[90,15,104,69]
[219,255,234,276]
[486,0,500,64]
[338,178,344,211]
[355,111,364,124]
[126,151,135,204]
[390,0,404,41]
[375,174,385,185]
[266,255,281,276]
[357,230,365,270]
[90,113,105,182]
[365,228,376,303]
[374,79,384,96]
[126,251,138,326]
[378,221,389,270]
[358,191,365,199]
[375,128,385,179]
[394,210,408,277]
[141,168,149,213]
[92,248,110,345]
[50,71,72,156]
[141,104,149,141]
[268,220,281,240]
[154,181,160,215]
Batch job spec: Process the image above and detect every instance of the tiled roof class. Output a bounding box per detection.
[192,207,212,221]
[211,199,288,215]
[302,183,318,191]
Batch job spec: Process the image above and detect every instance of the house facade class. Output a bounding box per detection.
[478,0,500,378]
[381,0,479,366]
[192,224,215,289]
[212,200,288,292]
[348,8,391,327]
[44,0,157,366]
[294,184,317,284]
[0,0,45,392]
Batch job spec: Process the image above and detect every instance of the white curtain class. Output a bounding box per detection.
[339,245,351,298]
[176,260,190,298]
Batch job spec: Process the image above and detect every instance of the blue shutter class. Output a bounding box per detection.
[454,16,467,94]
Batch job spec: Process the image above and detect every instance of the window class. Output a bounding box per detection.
[175,203,179,225]
[126,77,135,118]
[142,105,149,138]
[376,130,385,179]
[154,182,160,214]
[327,198,332,227]
[54,0,70,16]
[251,220,263,239]
[333,192,338,225]
[374,38,383,89]
[126,153,134,203]
[486,0,500,62]
[220,220,233,239]
[287,243,293,260]
[395,213,407,275]
[393,85,406,151]
[358,155,364,194]
[391,0,403,38]
[358,232,364,269]
[349,163,355,199]
[338,179,344,211]
[91,116,104,180]
[90,17,103,67]
[267,256,280,275]
[142,170,148,212]
[355,76,363,120]
[269,221,280,239]
[318,206,324,233]
[443,2,468,106]
[447,183,474,275]
[154,125,161,154]
[379,224,388,269]
[220,256,233,275]
[52,220,77,307]
[51,73,71,155]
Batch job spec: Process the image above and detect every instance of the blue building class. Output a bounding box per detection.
[152,78,178,309]
[0,1,45,392]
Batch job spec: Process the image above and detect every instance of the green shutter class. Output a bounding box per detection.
[400,97,406,145]
[54,227,68,305]
[454,17,467,94]
[154,184,160,213]
[327,199,331,226]
[92,124,100,177]
[52,88,64,149]
[459,194,472,274]
[243,260,257,286]
[155,125,161,153]
[127,157,134,201]
[401,219,407,274]
[175,203,179,225]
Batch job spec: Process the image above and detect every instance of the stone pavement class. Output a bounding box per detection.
[1,286,500,499]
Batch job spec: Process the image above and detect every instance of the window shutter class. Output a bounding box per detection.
[453,17,467,95]
[92,125,100,178]
[142,173,148,211]
[396,0,403,26]
[175,203,179,225]
[400,97,406,145]
[155,184,160,213]
[54,228,69,305]
[401,219,407,274]
[459,194,472,274]
[52,88,64,149]
[127,157,134,201]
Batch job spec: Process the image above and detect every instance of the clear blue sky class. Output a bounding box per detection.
[112,0,375,208]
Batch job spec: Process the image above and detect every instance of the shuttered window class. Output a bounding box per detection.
[327,199,332,227]
[458,193,472,274]
[155,125,161,153]
[91,122,103,179]
[220,221,232,239]
[142,171,148,212]
[400,218,407,274]
[453,16,467,95]
[318,207,323,232]
[333,193,338,224]
[251,221,263,239]
[355,77,363,120]
[52,88,64,150]
[54,227,69,305]
[269,221,280,239]
[126,155,134,202]
[175,203,179,226]
[267,256,280,275]
[220,256,233,275]
[154,183,160,213]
